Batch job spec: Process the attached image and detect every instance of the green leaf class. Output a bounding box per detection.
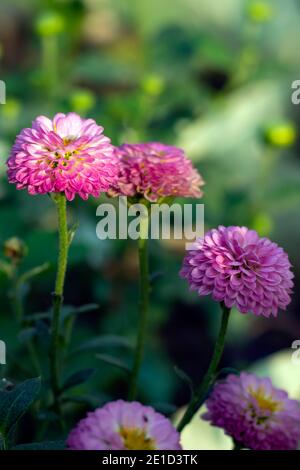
[70,335,133,355]
[0,260,13,278]
[18,327,37,344]
[0,378,41,440]
[215,367,240,380]
[174,366,194,397]
[61,303,99,322]
[95,354,131,373]
[13,440,65,450]
[62,393,108,408]
[25,311,51,322]
[61,368,95,392]
[68,222,79,246]
[16,263,50,288]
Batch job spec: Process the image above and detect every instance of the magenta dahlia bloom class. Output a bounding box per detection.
[7,112,119,201]
[180,226,293,317]
[110,142,204,202]
[67,400,181,450]
[203,372,300,450]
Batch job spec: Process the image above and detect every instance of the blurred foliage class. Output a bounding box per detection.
[0,0,300,448]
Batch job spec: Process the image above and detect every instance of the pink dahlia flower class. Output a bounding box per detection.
[67,400,181,450]
[110,142,204,202]
[203,372,300,450]
[180,226,293,317]
[7,112,119,201]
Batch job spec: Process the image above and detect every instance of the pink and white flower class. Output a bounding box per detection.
[7,112,119,201]
[67,400,181,450]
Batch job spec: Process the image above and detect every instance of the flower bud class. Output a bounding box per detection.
[3,237,28,263]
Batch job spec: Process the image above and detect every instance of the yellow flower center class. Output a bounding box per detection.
[248,386,283,413]
[119,427,156,450]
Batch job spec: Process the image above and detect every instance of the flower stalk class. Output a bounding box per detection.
[49,192,69,418]
[128,212,150,400]
[177,304,231,432]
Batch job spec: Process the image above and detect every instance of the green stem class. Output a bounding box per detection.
[232,441,243,450]
[49,193,69,419]
[128,215,149,400]
[177,304,231,432]
[11,265,23,323]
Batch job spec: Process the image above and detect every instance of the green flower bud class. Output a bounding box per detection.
[3,237,28,263]
[247,1,273,23]
[69,89,96,114]
[35,11,65,37]
[265,123,296,148]
[141,75,165,96]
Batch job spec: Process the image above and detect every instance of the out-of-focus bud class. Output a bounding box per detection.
[141,75,165,96]
[264,123,296,147]
[35,11,65,37]
[247,1,273,23]
[69,89,96,115]
[3,237,28,264]
[252,213,273,237]
[1,98,21,121]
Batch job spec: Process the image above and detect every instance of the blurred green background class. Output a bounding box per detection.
[0,0,300,446]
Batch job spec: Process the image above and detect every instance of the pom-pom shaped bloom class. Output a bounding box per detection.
[180,226,293,317]
[203,372,300,450]
[67,400,181,450]
[7,112,119,201]
[110,142,204,201]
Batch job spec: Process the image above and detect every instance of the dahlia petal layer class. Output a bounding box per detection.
[203,372,300,450]
[180,226,293,317]
[110,142,204,201]
[7,112,119,201]
[67,400,181,450]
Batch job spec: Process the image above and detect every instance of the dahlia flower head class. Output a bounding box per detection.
[203,372,300,450]
[180,225,293,317]
[67,400,181,450]
[7,112,119,201]
[110,142,204,202]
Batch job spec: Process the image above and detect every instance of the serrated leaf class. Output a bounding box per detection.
[13,440,65,450]
[0,378,41,439]
[61,368,95,392]
[95,354,131,373]
[70,335,133,355]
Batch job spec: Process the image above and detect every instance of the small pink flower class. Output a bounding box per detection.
[7,112,119,201]
[180,226,293,317]
[203,372,300,450]
[67,400,181,450]
[110,142,204,202]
